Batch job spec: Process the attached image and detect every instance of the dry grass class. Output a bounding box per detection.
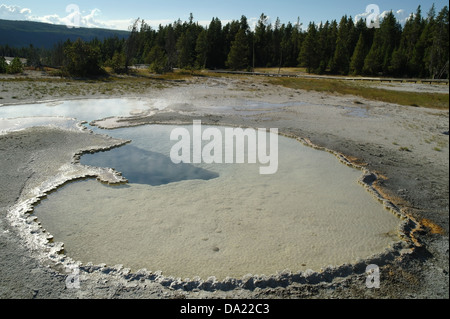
[253,67,308,74]
[267,77,449,110]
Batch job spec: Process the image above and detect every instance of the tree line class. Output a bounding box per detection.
[1,4,448,79]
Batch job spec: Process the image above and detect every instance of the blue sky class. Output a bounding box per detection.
[1,1,448,30]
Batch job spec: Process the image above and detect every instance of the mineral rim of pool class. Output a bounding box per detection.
[33,124,401,281]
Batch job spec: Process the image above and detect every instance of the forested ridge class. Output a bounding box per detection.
[0,18,129,49]
[1,4,448,79]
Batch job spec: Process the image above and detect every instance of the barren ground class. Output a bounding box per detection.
[0,71,448,299]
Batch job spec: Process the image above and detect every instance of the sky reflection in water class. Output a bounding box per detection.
[81,144,219,186]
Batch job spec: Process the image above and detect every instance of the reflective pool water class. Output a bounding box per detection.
[81,143,219,186]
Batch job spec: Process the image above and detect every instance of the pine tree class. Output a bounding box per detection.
[265,23,274,67]
[110,50,126,73]
[326,20,338,71]
[389,10,417,76]
[287,18,303,67]
[177,31,194,69]
[7,57,24,74]
[425,6,449,78]
[409,7,425,75]
[381,12,402,75]
[64,38,103,77]
[148,45,168,74]
[164,25,178,71]
[254,13,269,67]
[279,22,293,67]
[125,18,141,72]
[330,16,350,75]
[223,20,242,65]
[316,22,328,74]
[298,22,319,73]
[363,43,382,75]
[195,29,208,69]
[350,33,367,75]
[0,56,7,73]
[49,41,65,67]
[363,11,401,75]
[27,44,41,68]
[226,29,250,70]
[413,18,433,77]
[207,18,225,68]
[346,17,359,58]
[272,17,283,69]
[389,47,408,76]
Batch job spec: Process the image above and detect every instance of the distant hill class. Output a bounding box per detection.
[0,19,129,48]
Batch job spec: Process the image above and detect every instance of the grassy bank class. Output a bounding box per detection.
[267,77,449,110]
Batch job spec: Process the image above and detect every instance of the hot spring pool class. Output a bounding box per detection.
[1,99,401,280]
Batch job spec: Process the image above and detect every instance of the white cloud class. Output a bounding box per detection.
[354,11,370,23]
[82,8,111,28]
[34,8,131,30]
[105,18,136,31]
[0,3,134,30]
[379,10,391,19]
[247,17,260,30]
[354,8,413,26]
[0,4,32,19]
[396,9,411,24]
